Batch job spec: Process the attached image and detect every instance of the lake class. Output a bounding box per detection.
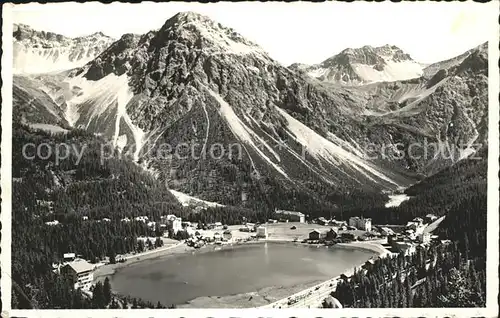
[110,242,376,306]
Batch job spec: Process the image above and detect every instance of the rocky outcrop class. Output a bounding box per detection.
[13,23,115,74]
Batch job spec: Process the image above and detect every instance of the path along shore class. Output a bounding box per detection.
[259,239,390,309]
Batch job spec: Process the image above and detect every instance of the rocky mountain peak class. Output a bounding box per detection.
[13,23,115,74]
[293,44,422,85]
[152,11,266,57]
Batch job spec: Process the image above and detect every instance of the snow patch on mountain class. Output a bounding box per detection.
[352,60,423,83]
[170,189,225,208]
[385,194,411,207]
[206,89,288,178]
[64,73,146,161]
[276,107,399,186]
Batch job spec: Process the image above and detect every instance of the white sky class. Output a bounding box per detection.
[10,1,496,66]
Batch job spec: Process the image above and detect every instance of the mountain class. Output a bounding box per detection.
[422,45,483,78]
[290,45,425,85]
[12,12,489,216]
[13,23,115,74]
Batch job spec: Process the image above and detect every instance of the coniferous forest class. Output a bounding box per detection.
[11,122,488,308]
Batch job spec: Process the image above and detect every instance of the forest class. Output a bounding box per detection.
[11,122,488,309]
[331,240,486,308]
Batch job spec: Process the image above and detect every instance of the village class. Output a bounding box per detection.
[48,206,446,310]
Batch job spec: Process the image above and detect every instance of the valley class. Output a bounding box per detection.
[9,8,489,311]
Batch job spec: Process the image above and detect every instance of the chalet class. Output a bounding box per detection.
[317,217,328,226]
[326,228,338,240]
[309,229,324,240]
[223,230,232,240]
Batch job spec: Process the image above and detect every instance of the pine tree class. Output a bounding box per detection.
[92,281,105,308]
[103,277,112,306]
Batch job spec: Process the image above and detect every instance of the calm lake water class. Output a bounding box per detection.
[110,243,376,306]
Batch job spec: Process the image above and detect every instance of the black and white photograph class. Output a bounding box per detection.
[1,1,498,316]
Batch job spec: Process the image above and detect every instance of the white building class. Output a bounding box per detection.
[45,220,59,226]
[135,216,149,223]
[60,260,94,291]
[348,217,372,232]
[63,253,76,263]
[418,232,431,244]
[186,227,196,237]
[275,210,305,223]
[164,215,183,234]
[214,222,223,228]
[147,221,156,228]
[256,226,268,238]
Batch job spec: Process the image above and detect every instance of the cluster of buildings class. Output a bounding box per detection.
[308,228,339,241]
[348,216,372,232]
[185,229,234,247]
[386,216,436,256]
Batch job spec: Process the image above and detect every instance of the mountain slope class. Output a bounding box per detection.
[13,23,115,74]
[291,45,424,85]
[52,12,407,210]
[12,13,488,215]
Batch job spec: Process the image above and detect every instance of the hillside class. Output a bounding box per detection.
[355,147,487,227]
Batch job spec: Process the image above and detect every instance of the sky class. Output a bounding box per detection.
[10,1,496,66]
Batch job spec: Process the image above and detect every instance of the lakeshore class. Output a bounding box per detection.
[93,222,387,308]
